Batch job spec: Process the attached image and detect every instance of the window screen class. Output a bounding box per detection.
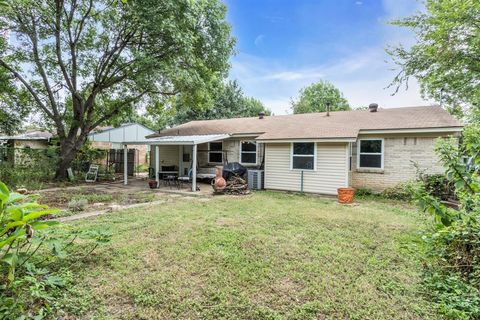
[292,142,315,170]
[358,140,383,168]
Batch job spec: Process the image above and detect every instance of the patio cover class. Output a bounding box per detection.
[121,134,230,191]
[122,134,230,146]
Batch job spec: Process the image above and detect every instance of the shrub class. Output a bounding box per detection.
[413,124,480,318]
[381,181,418,201]
[421,174,455,201]
[67,198,88,212]
[0,147,58,189]
[354,188,374,197]
[0,179,111,318]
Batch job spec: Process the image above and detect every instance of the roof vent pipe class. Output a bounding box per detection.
[326,102,331,117]
[368,103,378,112]
[258,112,265,119]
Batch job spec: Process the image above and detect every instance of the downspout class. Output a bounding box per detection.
[300,170,304,194]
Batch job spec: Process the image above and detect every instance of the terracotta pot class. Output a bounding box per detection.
[337,187,355,204]
[148,180,158,189]
[213,166,226,191]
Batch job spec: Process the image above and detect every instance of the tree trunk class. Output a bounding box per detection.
[54,135,86,180]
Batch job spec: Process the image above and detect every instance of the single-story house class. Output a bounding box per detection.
[122,105,462,194]
[0,130,53,166]
[88,123,155,166]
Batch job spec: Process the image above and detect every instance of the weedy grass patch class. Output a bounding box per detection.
[55,191,442,319]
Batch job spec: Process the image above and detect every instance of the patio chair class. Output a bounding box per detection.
[163,174,177,188]
[85,164,99,182]
[178,169,200,191]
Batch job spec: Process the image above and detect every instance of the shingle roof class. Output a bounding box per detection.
[0,130,53,140]
[149,106,463,141]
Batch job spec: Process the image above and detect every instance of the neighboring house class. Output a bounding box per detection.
[0,130,53,166]
[123,105,462,194]
[88,123,155,166]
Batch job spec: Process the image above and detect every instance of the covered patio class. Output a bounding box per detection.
[121,134,229,192]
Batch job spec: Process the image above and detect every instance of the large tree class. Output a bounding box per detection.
[387,0,479,119]
[291,80,350,114]
[0,0,234,178]
[0,69,31,135]
[169,80,270,125]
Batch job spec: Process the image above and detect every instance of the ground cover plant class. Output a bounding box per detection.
[49,192,442,319]
[37,187,158,217]
[0,180,111,318]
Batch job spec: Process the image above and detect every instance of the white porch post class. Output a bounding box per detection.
[178,145,183,176]
[155,145,160,187]
[123,144,128,185]
[192,144,197,192]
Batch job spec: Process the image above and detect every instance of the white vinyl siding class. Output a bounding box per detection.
[264,143,348,195]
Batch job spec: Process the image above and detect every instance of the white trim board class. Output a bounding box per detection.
[357,138,384,170]
[359,127,463,134]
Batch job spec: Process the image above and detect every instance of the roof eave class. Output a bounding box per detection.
[255,137,357,143]
[359,126,463,135]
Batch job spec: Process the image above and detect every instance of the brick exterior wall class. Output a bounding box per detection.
[350,133,458,192]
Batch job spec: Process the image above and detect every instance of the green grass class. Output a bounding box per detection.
[60,192,437,319]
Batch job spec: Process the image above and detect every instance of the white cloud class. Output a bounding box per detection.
[254,34,265,47]
[355,1,363,5]
[228,1,431,115]
[263,70,324,81]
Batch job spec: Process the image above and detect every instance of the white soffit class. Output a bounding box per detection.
[122,134,230,146]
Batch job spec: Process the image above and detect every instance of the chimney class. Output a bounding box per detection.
[258,112,265,119]
[326,102,331,117]
[368,103,378,112]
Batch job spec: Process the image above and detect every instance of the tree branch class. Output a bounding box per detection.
[0,59,54,120]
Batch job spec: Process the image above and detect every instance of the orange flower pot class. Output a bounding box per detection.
[337,187,355,204]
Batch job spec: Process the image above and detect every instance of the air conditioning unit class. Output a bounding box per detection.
[248,170,264,190]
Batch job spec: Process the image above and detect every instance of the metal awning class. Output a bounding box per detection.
[122,134,229,146]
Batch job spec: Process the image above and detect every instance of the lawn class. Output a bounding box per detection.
[59,192,436,319]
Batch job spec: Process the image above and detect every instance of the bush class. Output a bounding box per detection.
[67,198,88,212]
[421,174,455,201]
[0,180,111,318]
[381,181,418,201]
[413,124,480,318]
[0,147,59,189]
[354,188,374,197]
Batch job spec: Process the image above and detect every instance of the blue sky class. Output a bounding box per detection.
[224,0,429,114]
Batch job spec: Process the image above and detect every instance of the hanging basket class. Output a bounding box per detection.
[337,187,355,204]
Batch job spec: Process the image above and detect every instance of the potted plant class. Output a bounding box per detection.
[148,180,158,189]
[337,187,355,204]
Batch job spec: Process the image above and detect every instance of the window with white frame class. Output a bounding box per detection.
[291,142,315,170]
[358,139,383,169]
[240,141,257,164]
[208,142,223,163]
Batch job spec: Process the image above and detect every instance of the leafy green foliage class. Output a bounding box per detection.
[422,174,455,201]
[291,80,351,114]
[423,271,480,319]
[0,69,32,135]
[387,0,480,119]
[67,199,88,212]
[412,124,480,318]
[167,80,271,126]
[0,0,235,178]
[0,146,59,189]
[0,181,60,282]
[0,179,112,318]
[381,182,418,201]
